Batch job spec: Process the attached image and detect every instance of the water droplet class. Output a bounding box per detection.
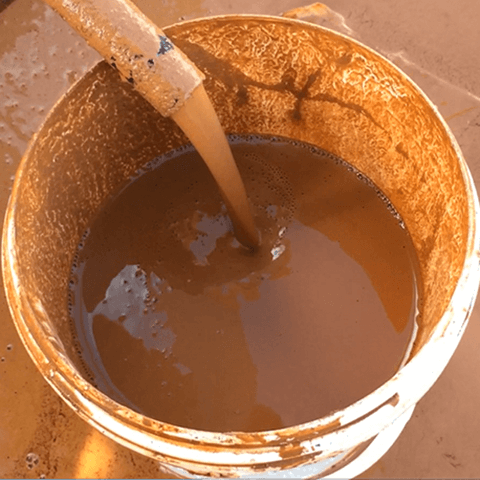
[6,344,12,351]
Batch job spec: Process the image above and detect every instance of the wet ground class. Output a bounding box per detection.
[1,0,480,477]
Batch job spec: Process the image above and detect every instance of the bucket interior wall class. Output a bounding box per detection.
[10,18,469,387]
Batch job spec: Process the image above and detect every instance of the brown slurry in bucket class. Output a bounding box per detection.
[69,135,419,432]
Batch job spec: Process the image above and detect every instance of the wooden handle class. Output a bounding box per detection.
[43,0,205,117]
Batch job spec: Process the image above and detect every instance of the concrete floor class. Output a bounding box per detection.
[1,0,479,477]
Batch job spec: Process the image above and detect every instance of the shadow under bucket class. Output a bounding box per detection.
[3,15,480,478]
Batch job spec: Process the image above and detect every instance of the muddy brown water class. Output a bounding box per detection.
[68,135,419,432]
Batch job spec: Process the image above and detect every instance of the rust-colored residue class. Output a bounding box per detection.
[278,443,305,460]
[282,2,330,20]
